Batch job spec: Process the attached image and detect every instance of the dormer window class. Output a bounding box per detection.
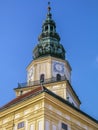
[20,90,23,95]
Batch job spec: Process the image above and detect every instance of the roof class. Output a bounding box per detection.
[0,86,43,110]
[0,86,98,124]
[15,79,81,104]
[67,80,81,104]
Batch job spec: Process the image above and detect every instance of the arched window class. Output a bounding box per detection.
[45,26,48,31]
[56,74,61,81]
[40,74,45,83]
[20,90,23,95]
[50,26,53,31]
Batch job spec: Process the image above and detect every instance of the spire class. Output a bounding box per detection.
[48,2,51,13]
[33,2,65,60]
[39,2,59,41]
[46,2,52,20]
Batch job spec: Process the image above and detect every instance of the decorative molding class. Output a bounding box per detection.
[15,114,20,119]
[3,118,9,124]
[24,109,31,115]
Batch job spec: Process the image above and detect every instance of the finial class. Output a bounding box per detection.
[48,1,51,13]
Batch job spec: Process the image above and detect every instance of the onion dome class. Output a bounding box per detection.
[33,2,65,60]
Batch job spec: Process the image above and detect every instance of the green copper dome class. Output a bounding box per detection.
[33,3,65,60]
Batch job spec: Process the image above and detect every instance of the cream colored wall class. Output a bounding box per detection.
[25,57,77,107]
[44,93,98,130]
[45,81,80,108]
[0,94,45,130]
[27,56,71,83]
[47,83,65,97]
[27,57,52,82]
[15,80,80,108]
[0,93,97,130]
[34,61,51,80]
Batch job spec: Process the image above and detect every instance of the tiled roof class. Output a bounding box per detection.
[15,80,81,104]
[0,86,98,124]
[0,86,43,110]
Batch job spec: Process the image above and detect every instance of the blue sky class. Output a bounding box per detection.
[0,0,98,120]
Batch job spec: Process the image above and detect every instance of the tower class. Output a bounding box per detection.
[0,2,97,130]
[15,2,81,108]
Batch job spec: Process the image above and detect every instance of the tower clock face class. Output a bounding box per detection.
[53,62,64,73]
[28,66,33,80]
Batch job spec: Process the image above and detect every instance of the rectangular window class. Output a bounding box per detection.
[30,124,34,130]
[62,123,68,130]
[52,124,56,130]
[45,121,49,130]
[38,121,43,130]
[17,121,24,129]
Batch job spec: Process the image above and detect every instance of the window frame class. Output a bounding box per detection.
[17,121,25,129]
[61,123,68,130]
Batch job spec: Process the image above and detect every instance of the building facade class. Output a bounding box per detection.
[0,3,98,130]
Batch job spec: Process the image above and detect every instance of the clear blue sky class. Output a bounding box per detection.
[0,0,98,120]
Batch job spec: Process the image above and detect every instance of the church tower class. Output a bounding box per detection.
[15,3,81,108]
